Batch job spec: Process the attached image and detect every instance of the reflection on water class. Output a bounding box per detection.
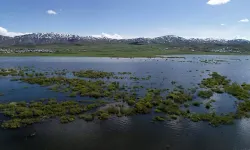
[1,56,250,150]
[212,93,238,113]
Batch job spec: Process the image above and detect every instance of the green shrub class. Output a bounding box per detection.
[69,107,83,115]
[225,82,250,101]
[170,115,178,120]
[106,106,119,114]
[98,112,110,120]
[120,107,134,116]
[167,91,192,104]
[153,116,165,121]
[60,115,75,124]
[33,109,44,116]
[211,88,224,93]
[79,114,94,121]
[127,99,136,106]
[198,90,213,99]
[135,102,151,114]
[1,119,22,129]
[69,92,77,97]
[154,108,162,113]
[201,72,230,88]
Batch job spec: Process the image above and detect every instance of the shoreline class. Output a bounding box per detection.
[1,52,250,57]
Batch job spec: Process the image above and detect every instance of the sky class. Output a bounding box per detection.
[0,0,250,39]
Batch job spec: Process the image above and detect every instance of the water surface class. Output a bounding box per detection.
[1,56,250,150]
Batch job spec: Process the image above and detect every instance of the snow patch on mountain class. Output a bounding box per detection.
[0,32,249,45]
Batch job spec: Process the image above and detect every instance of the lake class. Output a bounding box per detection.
[0,56,250,150]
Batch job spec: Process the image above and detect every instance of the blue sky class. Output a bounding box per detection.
[0,0,250,39]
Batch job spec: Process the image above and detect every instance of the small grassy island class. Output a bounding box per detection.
[1,67,250,129]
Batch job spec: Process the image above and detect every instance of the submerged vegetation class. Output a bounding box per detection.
[1,67,250,129]
[188,113,234,126]
[205,99,216,109]
[0,100,105,129]
[198,90,213,99]
[79,114,94,121]
[73,70,114,79]
[200,72,230,89]
[153,116,165,122]
[60,115,76,124]
[225,83,250,101]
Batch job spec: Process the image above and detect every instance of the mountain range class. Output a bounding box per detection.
[0,33,250,46]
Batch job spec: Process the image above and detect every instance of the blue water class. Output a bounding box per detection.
[0,56,250,150]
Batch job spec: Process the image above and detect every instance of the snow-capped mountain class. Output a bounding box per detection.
[0,32,249,46]
[0,35,11,41]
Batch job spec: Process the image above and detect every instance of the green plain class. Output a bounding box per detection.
[1,43,250,57]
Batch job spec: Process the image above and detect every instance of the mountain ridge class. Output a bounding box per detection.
[0,32,250,46]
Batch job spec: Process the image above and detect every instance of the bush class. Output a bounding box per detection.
[30,102,43,108]
[33,109,44,116]
[17,101,27,107]
[225,82,250,101]
[79,114,94,121]
[211,88,224,93]
[98,112,110,120]
[198,90,213,99]
[154,108,162,113]
[21,118,39,125]
[167,91,192,104]
[127,99,136,106]
[153,116,165,121]
[17,110,33,118]
[135,102,151,114]
[236,100,250,118]
[170,115,178,120]
[69,92,77,97]
[60,115,75,124]
[201,72,230,88]
[241,82,250,90]
[1,119,22,129]
[69,107,83,115]
[157,101,181,115]
[86,103,99,110]
[120,107,134,116]
[106,106,119,114]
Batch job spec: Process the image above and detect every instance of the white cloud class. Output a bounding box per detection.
[47,10,57,15]
[238,19,249,23]
[0,26,29,37]
[207,0,230,5]
[92,33,123,39]
[221,24,225,26]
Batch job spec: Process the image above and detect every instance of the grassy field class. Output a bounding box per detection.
[1,43,249,57]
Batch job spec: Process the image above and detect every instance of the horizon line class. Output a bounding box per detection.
[1,32,249,41]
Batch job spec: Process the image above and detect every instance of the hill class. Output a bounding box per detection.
[1,33,250,57]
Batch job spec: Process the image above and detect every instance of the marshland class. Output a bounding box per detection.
[1,56,250,150]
